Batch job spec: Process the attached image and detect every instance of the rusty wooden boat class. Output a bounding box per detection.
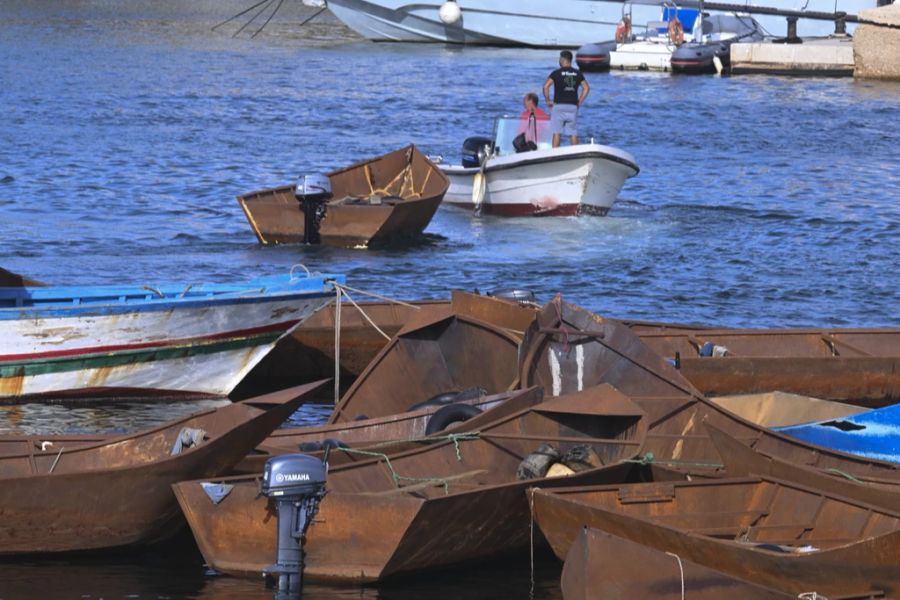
[238,145,448,247]
[0,266,44,287]
[0,380,325,555]
[708,423,900,514]
[173,384,681,583]
[561,527,801,600]
[327,305,524,424]
[235,386,543,473]
[520,296,900,482]
[636,326,900,406]
[532,476,900,597]
[241,290,539,394]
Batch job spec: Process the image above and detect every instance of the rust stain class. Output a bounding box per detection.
[86,366,114,388]
[0,374,25,397]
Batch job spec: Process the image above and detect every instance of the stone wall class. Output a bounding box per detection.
[853,3,900,80]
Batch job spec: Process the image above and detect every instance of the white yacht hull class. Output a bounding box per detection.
[440,144,639,217]
[326,0,871,47]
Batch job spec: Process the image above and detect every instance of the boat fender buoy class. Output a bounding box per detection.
[298,441,323,452]
[516,443,561,480]
[425,403,483,435]
[408,390,461,412]
[439,0,461,25]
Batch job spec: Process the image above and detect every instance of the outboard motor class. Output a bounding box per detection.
[295,174,332,245]
[261,453,327,598]
[461,136,494,168]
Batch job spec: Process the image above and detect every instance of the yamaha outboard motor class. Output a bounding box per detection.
[295,174,332,245]
[261,453,327,598]
[461,136,494,168]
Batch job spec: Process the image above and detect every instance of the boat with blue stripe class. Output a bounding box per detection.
[0,270,343,401]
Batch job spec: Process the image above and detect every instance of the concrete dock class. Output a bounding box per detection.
[853,3,900,80]
[731,36,854,77]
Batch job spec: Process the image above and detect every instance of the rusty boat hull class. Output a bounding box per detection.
[174,384,676,582]
[561,527,797,600]
[327,305,524,423]
[0,380,326,554]
[637,327,900,406]
[238,145,448,247]
[236,386,544,472]
[519,296,900,482]
[533,476,900,597]
[242,290,540,394]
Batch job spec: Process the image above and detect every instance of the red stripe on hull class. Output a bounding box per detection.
[446,202,608,217]
[0,319,300,363]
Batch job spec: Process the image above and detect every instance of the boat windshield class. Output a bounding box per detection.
[492,116,553,156]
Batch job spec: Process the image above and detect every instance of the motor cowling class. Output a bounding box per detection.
[462,136,494,168]
[262,454,327,597]
[294,174,332,203]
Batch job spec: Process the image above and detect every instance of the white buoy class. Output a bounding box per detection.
[439,0,462,25]
[713,55,724,75]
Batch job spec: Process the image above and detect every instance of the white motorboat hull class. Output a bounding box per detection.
[610,41,676,71]
[326,0,871,47]
[440,144,639,217]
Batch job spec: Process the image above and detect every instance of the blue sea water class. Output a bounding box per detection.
[0,1,898,598]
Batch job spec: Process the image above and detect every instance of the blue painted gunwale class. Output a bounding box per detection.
[0,273,344,320]
[775,403,900,464]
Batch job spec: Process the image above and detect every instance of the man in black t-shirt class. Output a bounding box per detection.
[543,50,590,148]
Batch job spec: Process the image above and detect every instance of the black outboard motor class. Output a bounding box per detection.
[295,175,332,245]
[261,453,327,598]
[461,136,494,168]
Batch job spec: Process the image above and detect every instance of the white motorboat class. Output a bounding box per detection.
[325,0,871,47]
[438,117,639,217]
[606,10,764,72]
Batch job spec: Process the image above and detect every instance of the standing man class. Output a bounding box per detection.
[543,50,590,148]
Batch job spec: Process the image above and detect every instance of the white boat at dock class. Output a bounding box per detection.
[324,0,872,47]
[439,117,639,217]
[582,10,765,72]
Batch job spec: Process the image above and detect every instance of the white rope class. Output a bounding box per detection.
[528,488,536,600]
[334,284,342,405]
[289,263,312,279]
[665,551,685,600]
[340,288,391,341]
[332,282,420,309]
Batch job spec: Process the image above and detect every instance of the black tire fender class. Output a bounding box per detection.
[408,390,460,412]
[425,403,483,436]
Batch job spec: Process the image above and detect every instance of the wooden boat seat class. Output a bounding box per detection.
[331,194,406,206]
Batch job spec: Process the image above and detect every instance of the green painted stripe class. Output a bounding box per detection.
[0,331,282,378]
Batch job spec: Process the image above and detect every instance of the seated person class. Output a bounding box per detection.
[516,92,550,152]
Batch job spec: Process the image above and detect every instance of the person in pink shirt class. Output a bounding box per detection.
[516,92,550,151]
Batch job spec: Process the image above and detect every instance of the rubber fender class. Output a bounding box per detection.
[425,403,483,436]
[408,390,460,412]
[298,441,323,452]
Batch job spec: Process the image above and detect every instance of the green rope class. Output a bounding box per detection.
[620,452,723,469]
[825,468,862,483]
[336,447,452,494]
